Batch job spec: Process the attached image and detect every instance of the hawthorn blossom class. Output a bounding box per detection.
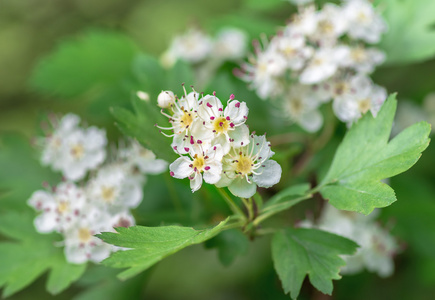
[161,28,213,67]
[86,164,143,211]
[343,0,387,44]
[333,75,387,124]
[27,182,87,233]
[190,94,250,154]
[216,134,282,198]
[157,88,200,154]
[281,84,324,132]
[63,207,114,264]
[213,28,248,60]
[170,142,224,192]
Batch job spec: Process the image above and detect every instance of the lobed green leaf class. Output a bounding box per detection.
[272,228,358,299]
[98,218,230,280]
[319,94,431,214]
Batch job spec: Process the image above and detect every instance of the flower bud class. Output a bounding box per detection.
[157,90,175,108]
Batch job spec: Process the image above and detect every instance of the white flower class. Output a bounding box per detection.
[213,28,248,60]
[343,0,387,44]
[281,84,324,132]
[157,90,175,108]
[41,114,81,170]
[170,142,223,192]
[338,45,386,74]
[61,127,107,181]
[27,182,87,233]
[333,75,387,123]
[274,33,314,71]
[63,207,113,264]
[299,47,347,84]
[190,94,250,154]
[121,141,168,175]
[161,28,213,67]
[87,164,143,210]
[239,44,287,99]
[157,88,201,155]
[309,3,348,45]
[288,5,318,36]
[216,134,282,198]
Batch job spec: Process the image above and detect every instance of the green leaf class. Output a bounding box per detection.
[204,229,249,266]
[111,94,177,162]
[98,218,231,280]
[0,210,86,297]
[271,227,358,299]
[378,0,435,64]
[30,30,137,97]
[319,94,431,214]
[0,133,61,211]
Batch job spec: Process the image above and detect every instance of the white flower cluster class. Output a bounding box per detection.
[238,0,388,131]
[156,87,282,198]
[161,27,248,68]
[300,204,399,277]
[29,114,167,264]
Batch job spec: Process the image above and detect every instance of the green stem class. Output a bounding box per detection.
[253,194,312,226]
[217,188,246,221]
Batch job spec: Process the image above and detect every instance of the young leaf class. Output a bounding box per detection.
[271,228,358,299]
[97,218,230,280]
[0,210,86,297]
[30,30,137,97]
[378,0,435,64]
[111,94,177,162]
[319,94,431,214]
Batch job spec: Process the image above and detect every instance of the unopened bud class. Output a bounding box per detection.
[157,90,175,108]
[136,91,150,102]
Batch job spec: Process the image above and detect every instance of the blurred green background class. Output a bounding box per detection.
[1,0,435,299]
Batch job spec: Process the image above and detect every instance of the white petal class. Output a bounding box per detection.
[203,161,222,184]
[253,160,282,188]
[190,173,203,192]
[212,134,231,155]
[228,177,257,198]
[137,159,168,174]
[34,212,58,233]
[252,135,274,161]
[170,157,192,179]
[171,133,192,154]
[64,245,88,264]
[228,124,250,148]
[215,172,234,188]
[298,109,323,133]
[224,101,249,124]
[190,118,214,142]
[197,95,223,120]
[89,243,112,263]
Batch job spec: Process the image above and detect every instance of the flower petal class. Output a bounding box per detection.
[253,160,282,188]
[228,124,250,148]
[190,173,203,192]
[170,157,192,179]
[228,177,257,198]
[203,160,222,184]
[224,100,249,124]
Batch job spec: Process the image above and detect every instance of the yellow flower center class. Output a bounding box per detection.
[334,82,349,96]
[71,144,84,159]
[213,117,230,134]
[358,98,371,114]
[101,186,116,203]
[180,110,194,129]
[318,20,334,34]
[192,155,205,172]
[57,202,69,214]
[289,97,303,114]
[351,48,366,62]
[78,228,92,243]
[235,155,253,176]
